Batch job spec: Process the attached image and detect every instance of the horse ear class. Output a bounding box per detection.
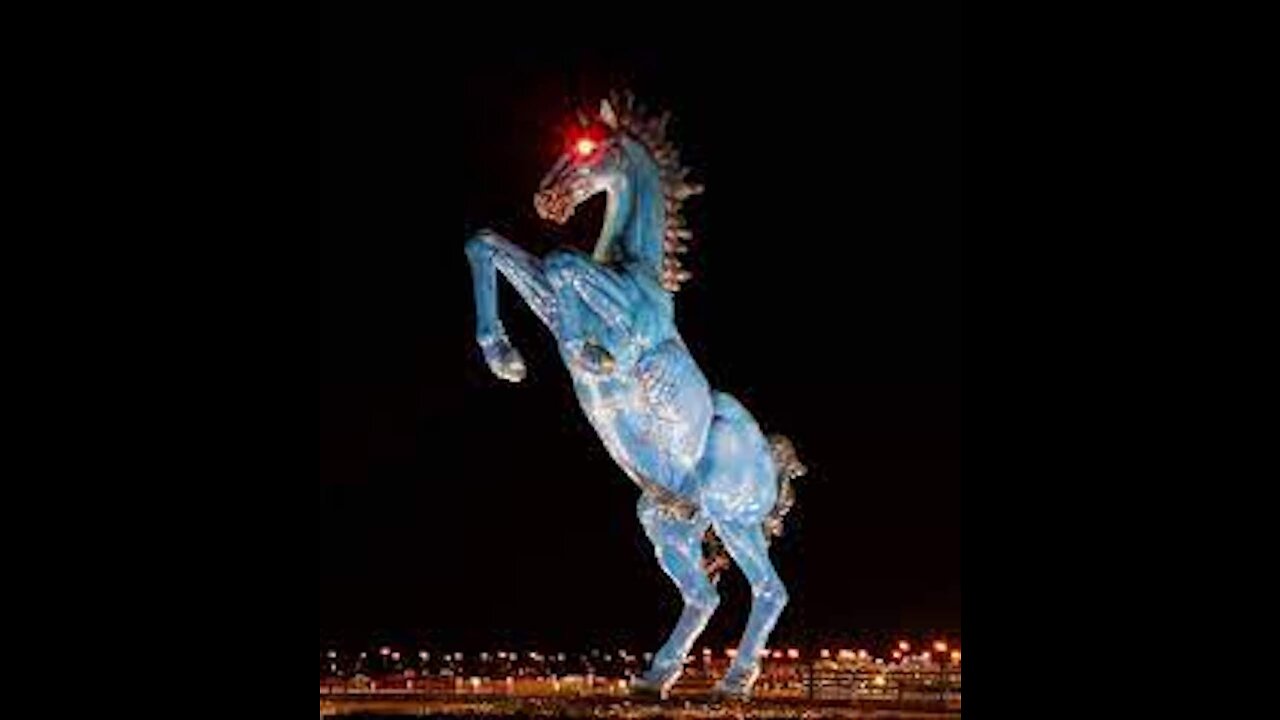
[599,99,619,129]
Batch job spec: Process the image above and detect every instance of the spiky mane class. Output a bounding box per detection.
[602,90,704,292]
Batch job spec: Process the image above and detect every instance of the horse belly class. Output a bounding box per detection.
[695,393,778,523]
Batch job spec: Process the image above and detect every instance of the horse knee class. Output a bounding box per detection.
[685,585,720,615]
[754,579,788,612]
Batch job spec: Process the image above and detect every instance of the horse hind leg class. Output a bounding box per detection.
[709,518,788,699]
[632,495,719,699]
[694,396,789,699]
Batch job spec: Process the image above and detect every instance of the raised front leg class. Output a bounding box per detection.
[464,229,558,382]
[632,494,718,699]
[542,249,640,375]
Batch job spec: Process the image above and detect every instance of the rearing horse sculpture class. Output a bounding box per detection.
[465,91,806,699]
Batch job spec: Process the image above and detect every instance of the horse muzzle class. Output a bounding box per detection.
[534,187,574,224]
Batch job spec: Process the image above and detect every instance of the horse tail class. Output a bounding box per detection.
[763,434,807,539]
[702,433,807,583]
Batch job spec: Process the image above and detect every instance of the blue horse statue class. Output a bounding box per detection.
[465,91,806,699]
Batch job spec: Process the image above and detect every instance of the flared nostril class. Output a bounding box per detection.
[533,188,574,223]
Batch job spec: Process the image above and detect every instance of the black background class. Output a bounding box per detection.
[317,20,961,657]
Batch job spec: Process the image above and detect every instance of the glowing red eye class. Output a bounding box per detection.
[575,138,597,157]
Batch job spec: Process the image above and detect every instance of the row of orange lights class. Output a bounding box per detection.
[345,642,960,664]
[741,641,959,662]
[710,642,959,663]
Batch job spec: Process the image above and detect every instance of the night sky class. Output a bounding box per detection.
[318,25,960,656]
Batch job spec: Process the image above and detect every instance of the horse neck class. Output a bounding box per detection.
[595,141,666,280]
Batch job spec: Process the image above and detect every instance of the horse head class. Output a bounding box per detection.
[534,91,703,292]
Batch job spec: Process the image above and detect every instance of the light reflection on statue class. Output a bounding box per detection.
[465,91,806,699]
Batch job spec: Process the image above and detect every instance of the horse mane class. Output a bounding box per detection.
[603,90,704,292]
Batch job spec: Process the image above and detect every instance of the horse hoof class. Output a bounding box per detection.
[480,336,526,383]
[630,665,681,701]
[566,340,615,375]
[629,677,671,700]
[491,356,526,383]
[712,665,760,701]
